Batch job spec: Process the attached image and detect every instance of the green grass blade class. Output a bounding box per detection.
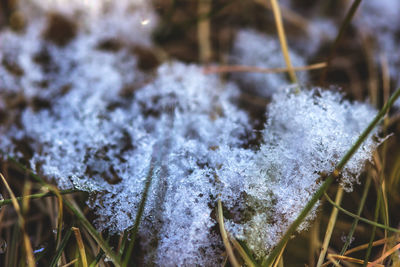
[0,189,80,207]
[89,249,105,267]
[64,199,121,267]
[363,190,381,267]
[324,192,399,233]
[121,160,155,267]
[5,156,121,266]
[262,88,400,267]
[49,227,72,267]
[339,174,371,255]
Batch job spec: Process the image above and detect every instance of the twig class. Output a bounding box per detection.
[203,62,327,74]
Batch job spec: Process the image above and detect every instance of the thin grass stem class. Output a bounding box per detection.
[317,187,344,267]
[49,227,72,267]
[269,0,297,83]
[0,189,79,207]
[320,0,363,84]
[339,175,371,255]
[0,173,35,267]
[363,190,381,267]
[324,193,398,233]
[121,160,155,266]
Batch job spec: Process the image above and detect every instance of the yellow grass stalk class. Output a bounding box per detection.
[217,199,240,267]
[0,173,35,267]
[317,187,344,267]
[198,0,212,63]
[269,0,297,83]
[203,62,327,74]
[72,227,88,267]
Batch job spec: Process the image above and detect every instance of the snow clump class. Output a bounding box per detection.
[223,87,380,258]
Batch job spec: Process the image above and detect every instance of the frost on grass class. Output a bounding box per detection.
[231,29,308,98]
[224,87,380,258]
[0,2,383,265]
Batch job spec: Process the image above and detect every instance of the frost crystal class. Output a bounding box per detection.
[231,29,308,98]
[224,87,380,258]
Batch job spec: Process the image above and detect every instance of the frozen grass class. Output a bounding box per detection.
[1,0,400,266]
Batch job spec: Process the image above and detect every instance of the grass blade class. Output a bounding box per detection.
[89,249,105,267]
[324,192,399,233]
[0,173,35,267]
[363,190,381,267]
[64,199,121,267]
[269,0,297,83]
[0,189,80,208]
[229,236,258,267]
[121,159,155,267]
[320,0,363,84]
[72,227,88,267]
[4,156,121,266]
[339,174,371,255]
[49,227,72,267]
[217,199,240,267]
[317,187,344,267]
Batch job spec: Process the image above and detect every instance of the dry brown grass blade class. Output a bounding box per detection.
[317,187,344,267]
[272,241,287,267]
[269,0,297,83]
[344,237,400,256]
[327,254,384,267]
[72,227,88,267]
[217,199,240,267]
[0,172,36,267]
[228,234,257,267]
[60,258,78,267]
[203,62,327,74]
[368,243,400,267]
[197,0,212,63]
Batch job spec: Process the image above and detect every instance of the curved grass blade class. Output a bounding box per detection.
[49,227,72,267]
[0,173,35,267]
[324,192,399,233]
[4,157,121,266]
[0,189,80,207]
[217,199,240,267]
